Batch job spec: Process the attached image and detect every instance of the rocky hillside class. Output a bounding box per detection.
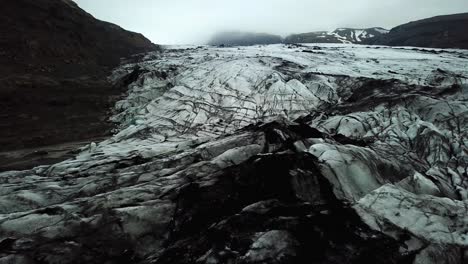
[285,27,389,44]
[0,0,158,76]
[0,0,158,163]
[376,13,468,49]
[1,44,467,263]
[208,31,283,46]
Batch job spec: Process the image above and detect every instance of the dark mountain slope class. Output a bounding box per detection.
[0,0,158,76]
[0,0,159,168]
[376,13,468,49]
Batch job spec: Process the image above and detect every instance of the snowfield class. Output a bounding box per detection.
[1,44,468,263]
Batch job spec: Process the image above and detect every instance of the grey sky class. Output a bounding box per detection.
[74,0,468,45]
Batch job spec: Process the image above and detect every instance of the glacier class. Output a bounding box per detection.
[0,43,467,263]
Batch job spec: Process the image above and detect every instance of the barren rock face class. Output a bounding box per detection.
[1,44,467,263]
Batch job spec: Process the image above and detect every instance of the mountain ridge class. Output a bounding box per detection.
[207,13,468,49]
[208,28,389,46]
[375,12,468,49]
[284,27,389,44]
[0,0,159,77]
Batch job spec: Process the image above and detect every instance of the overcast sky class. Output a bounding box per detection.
[74,0,468,45]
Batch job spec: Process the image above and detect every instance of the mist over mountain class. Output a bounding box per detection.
[208,31,283,46]
[206,13,468,49]
[207,28,389,46]
[74,0,468,45]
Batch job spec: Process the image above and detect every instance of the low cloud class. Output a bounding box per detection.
[75,0,468,44]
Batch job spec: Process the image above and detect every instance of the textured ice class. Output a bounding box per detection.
[356,184,468,245]
[1,44,467,263]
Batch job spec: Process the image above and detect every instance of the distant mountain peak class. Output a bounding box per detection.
[285,27,389,44]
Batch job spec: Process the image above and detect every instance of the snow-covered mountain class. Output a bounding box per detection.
[333,27,390,43]
[285,27,389,44]
[1,44,467,263]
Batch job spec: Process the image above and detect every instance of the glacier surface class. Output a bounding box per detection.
[1,44,467,263]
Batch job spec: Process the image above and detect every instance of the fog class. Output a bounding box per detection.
[74,0,468,45]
